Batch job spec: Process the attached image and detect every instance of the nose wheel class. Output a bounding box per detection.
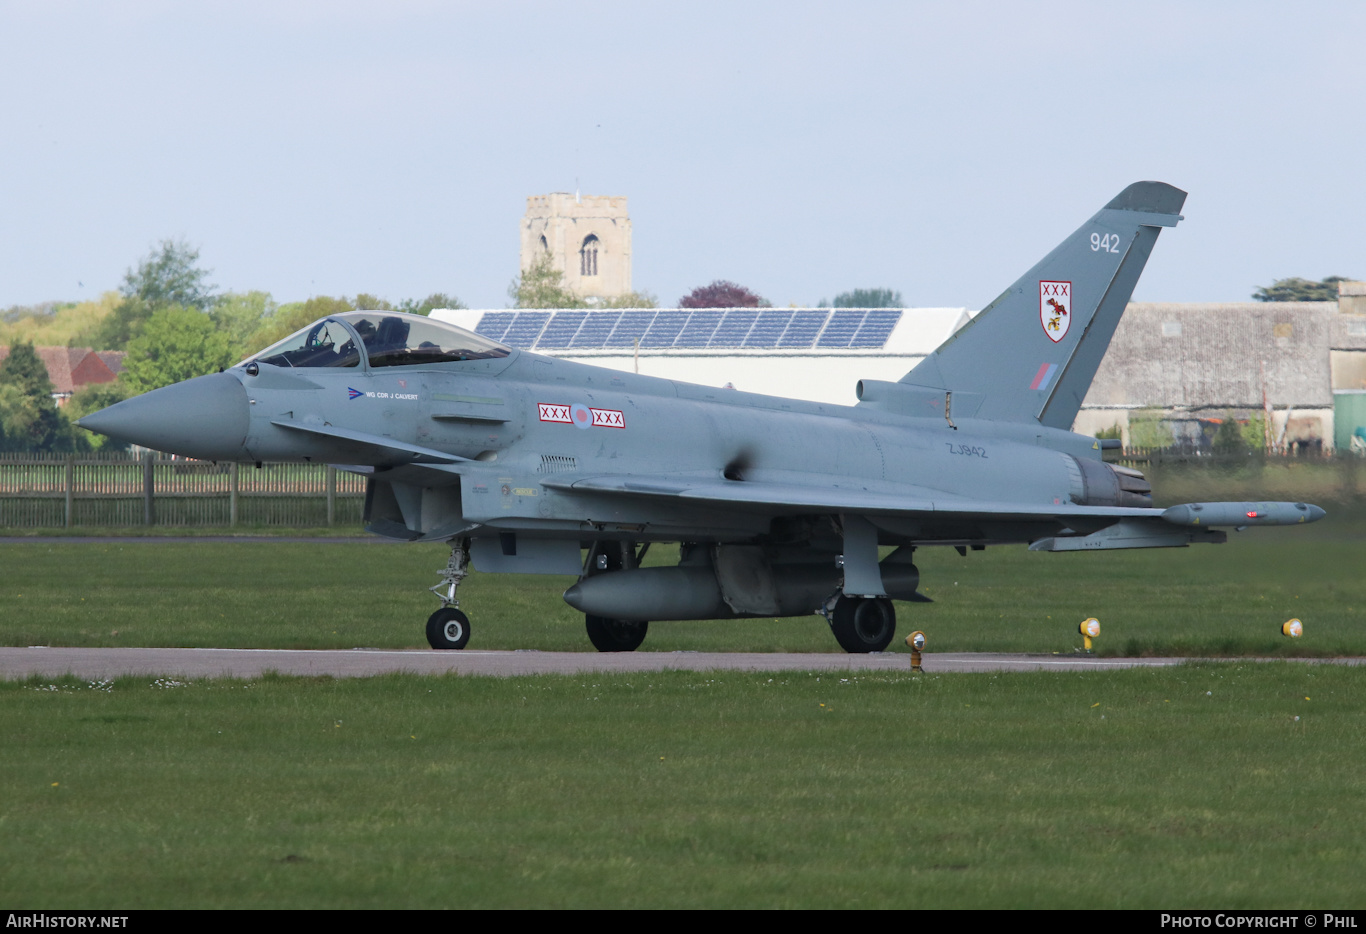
[427,538,472,650]
[427,607,470,650]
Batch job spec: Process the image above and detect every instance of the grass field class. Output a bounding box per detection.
[3,527,1364,655]
[3,495,1364,908]
[2,664,1362,909]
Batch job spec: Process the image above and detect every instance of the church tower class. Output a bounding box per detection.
[520,193,632,301]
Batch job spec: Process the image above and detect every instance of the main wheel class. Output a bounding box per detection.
[426,607,471,650]
[585,615,648,652]
[829,596,896,653]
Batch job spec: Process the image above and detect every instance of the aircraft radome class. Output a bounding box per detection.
[80,182,1325,653]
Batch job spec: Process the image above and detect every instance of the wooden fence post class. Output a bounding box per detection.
[64,454,74,528]
[327,466,336,526]
[142,451,155,526]
[230,462,239,527]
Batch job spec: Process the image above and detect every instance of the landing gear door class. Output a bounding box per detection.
[469,536,583,575]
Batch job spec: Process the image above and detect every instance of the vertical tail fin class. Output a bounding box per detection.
[898,181,1186,428]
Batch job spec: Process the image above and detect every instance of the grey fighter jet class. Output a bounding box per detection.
[80,182,1325,653]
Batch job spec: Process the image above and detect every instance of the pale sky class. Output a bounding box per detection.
[1,1,1362,312]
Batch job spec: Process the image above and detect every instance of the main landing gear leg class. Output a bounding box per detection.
[581,541,650,653]
[823,515,897,653]
[427,537,471,650]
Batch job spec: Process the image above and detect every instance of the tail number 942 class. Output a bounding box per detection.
[946,443,988,458]
[1091,232,1122,253]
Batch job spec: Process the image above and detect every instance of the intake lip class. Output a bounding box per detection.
[78,372,250,461]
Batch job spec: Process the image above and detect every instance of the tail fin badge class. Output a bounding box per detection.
[1039,281,1072,343]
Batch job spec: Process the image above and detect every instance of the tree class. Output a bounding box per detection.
[1253,276,1353,302]
[121,239,217,310]
[679,280,768,309]
[0,342,56,400]
[120,306,236,395]
[93,240,218,350]
[509,254,586,309]
[2,301,62,325]
[354,293,395,311]
[600,290,659,309]
[90,296,155,351]
[211,291,278,358]
[824,288,903,308]
[1127,410,1173,450]
[0,342,82,452]
[1240,413,1268,452]
[1210,416,1249,455]
[399,293,466,316]
[3,292,125,349]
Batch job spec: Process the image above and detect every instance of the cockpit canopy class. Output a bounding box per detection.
[251,311,511,370]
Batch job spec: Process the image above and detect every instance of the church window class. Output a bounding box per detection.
[580,234,600,277]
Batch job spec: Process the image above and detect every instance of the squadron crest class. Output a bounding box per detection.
[1039,280,1072,343]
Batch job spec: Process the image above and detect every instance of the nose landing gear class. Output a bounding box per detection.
[427,538,472,650]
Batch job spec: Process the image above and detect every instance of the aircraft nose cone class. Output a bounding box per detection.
[78,372,250,460]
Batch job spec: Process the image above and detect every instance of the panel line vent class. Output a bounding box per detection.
[537,455,578,474]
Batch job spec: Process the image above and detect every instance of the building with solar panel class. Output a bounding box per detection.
[430,285,1366,448]
[431,306,976,406]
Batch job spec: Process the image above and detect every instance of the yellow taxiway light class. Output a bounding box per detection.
[1080,617,1100,652]
[1282,618,1303,638]
[906,630,926,672]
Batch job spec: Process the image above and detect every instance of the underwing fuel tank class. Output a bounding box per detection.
[562,557,924,622]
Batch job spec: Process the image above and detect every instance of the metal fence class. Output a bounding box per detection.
[0,452,367,528]
[1113,447,1345,465]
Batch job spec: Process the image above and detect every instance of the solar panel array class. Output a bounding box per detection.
[474,308,904,352]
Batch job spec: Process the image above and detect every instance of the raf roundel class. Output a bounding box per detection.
[570,403,593,430]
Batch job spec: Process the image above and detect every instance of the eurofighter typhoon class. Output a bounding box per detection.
[80,182,1324,653]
